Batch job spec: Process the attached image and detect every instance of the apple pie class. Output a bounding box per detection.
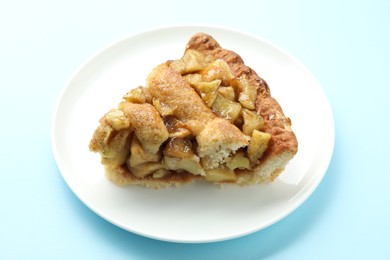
[89,33,298,188]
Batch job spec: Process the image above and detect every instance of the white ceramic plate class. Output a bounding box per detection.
[52,25,334,243]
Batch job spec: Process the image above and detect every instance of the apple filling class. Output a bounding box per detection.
[89,49,271,183]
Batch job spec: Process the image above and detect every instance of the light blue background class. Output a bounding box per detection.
[1,0,389,259]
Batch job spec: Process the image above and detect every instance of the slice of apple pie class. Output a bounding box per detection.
[89,33,298,188]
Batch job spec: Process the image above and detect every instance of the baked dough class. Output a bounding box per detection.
[89,33,298,188]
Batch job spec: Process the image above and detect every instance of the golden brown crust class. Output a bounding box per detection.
[147,63,214,135]
[90,33,298,188]
[186,33,270,95]
[148,64,249,170]
[186,33,298,183]
[119,102,169,154]
[105,165,198,188]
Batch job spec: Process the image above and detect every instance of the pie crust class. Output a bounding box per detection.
[89,33,298,188]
